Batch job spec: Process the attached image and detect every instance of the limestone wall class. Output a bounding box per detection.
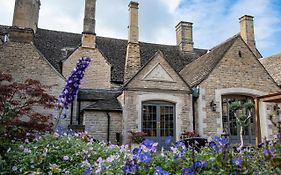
[83,111,122,144]
[63,47,111,89]
[197,37,280,138]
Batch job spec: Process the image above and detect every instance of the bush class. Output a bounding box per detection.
[2,132,281,175]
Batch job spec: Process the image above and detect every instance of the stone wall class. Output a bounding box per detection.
[197,37,280,138]
[83,111,122,144]
[122,90,192,143]
[63,47,111,89]
[122,52,192,143]
[0,41,68,126]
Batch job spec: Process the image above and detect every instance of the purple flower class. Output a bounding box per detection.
[140,152,151,163]
[81,167,91,175]
[264,149,275,156]
[141,139,158,153]
[213,137,228,146]
[174,141,187,158]
[165,136,172,145]
[209,142,218,152]
[232,158,241,166]
[58,57,91,109]
[192,160,208,168]
[132,147,141,159]
[182,167,193,175]
[123,159,138,174]
[277,133,281,140]
[154,166,170,175]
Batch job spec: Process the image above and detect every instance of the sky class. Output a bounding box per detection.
[0,0,281,57]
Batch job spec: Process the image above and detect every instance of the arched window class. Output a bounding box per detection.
[142,101,175,146]
[222,95,255,144]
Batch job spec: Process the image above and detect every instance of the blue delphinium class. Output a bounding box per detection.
[55,57,91,129]
[58,57,91,109]
[154,166,170,175]
[232,158,241,166]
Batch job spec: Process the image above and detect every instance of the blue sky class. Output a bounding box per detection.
[0,0,280,57]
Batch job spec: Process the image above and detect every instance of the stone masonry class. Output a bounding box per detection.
[198,37,280,138]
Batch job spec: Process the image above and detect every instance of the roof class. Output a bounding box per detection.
[78,89,122,112]
[180,34,239,87]
[0,25,207,84]
[260,52,281,86]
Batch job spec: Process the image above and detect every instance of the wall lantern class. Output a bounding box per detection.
[273,104,280,115]
[210,100,217,112]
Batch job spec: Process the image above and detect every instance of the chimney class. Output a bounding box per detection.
[175,21,194,52]
[124,1,141,82]
[82,0,96,48]
[239,15,257,57]
[12,0,40,33]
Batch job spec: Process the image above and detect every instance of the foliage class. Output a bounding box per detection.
[129,131,147,144]
[2,132,281,175]
[0,72,56,155]
[229,100,255,150]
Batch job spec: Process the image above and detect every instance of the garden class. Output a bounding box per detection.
[1,57,281,175]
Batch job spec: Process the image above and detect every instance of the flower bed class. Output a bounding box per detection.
[1,132,281,175]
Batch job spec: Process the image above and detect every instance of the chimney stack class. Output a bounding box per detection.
[124,1,141,82]
[239,15,257,57]
[175,21,194,52]
[12,0,41,33]
[82,0,96,48]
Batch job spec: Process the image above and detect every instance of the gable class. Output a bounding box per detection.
[125,52,191,92]
[200,37,280,92]
[143,63,174,82]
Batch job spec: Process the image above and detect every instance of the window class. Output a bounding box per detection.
[142,101,175,145]
[222,95,255,144]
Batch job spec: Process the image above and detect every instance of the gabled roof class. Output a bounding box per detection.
[0,25,207,84]
[180,34,239,87]
[260,52,281,86]
[123,50,191,91]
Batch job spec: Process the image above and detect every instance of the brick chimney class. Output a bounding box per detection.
[82,0,96,48]
[124,1,141,82]
[175,21,194,52]
[239,15,257,57]
[12,0,40,33]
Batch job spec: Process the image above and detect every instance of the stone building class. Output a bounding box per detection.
[0,0,280,146]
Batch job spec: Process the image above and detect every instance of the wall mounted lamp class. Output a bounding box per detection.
[210,100,217,112]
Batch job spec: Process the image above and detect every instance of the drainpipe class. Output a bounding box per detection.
[192,87,200,132]
[106,112,111,143]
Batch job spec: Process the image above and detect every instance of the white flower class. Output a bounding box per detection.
[63,155,69,161]
[24,148,31,154]
[48,171,53,175]
[12,166,17,171]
